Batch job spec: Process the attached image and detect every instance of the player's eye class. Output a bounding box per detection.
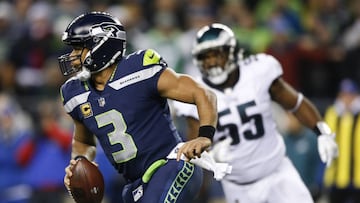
[198,50,219,60]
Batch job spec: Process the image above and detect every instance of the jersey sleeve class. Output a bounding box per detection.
[256,53,283,87]
[258,53,282,79]
[59,78,88,121]
[142,49,168,68]
[140,49,168,96]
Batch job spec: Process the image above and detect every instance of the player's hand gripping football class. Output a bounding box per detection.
[64,156,104,203]
[177,137,211,161]
[316,122,339,167]
[64,159,77,193]
[63,157,99,192]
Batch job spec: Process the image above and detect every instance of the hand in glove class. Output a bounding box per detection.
[316,122,339,167]
[190,151,232,181]
[208,136,233,163]
[167,143,232,180]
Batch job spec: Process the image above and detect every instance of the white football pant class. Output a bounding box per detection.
[221,157,314,203]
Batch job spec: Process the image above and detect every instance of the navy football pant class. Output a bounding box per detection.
[122,159,203,203]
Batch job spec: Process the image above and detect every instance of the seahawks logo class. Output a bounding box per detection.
[97,22,126,40]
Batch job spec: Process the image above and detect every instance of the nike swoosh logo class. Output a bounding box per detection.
[149,52,155,59]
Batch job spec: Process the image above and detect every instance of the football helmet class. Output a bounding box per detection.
[58,12,126,77]
[192,23,241,85]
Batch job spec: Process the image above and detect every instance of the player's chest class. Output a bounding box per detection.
[77,91,136,137]
[213,83,271,123]
[214,81,264,109]
[77,88,138,123]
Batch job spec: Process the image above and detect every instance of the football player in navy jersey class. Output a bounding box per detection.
[58,12,218,203]
[173,23,339,203]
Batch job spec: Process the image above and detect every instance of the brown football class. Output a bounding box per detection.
[69,156,105,203]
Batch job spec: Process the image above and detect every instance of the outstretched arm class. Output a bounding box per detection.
[270,78,322,128]
[270,78,338,167]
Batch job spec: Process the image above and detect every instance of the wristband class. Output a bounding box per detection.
[198,125,216,140]
[289,93,304,113]
[313,121,332,136]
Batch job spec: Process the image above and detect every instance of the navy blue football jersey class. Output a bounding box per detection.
[60,49,183,181]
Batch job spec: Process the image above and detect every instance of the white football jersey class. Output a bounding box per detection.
[174,53,286,183]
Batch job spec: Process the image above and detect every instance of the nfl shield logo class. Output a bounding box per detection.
[98,97,106,107]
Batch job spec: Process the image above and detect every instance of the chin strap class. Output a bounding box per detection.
[76,67,91,81]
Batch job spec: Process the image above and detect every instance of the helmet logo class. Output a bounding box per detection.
[91,23,126,41]
[102,24,126,40]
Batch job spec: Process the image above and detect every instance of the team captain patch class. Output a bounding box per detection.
[80,102,93,118]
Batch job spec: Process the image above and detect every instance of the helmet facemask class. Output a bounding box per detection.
[58,53,81,76]
[196,46,236,85]
[58,45,87,76]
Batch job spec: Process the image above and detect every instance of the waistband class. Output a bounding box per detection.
[142,159,167,183]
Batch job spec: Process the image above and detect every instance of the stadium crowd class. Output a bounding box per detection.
[0,0,360,203]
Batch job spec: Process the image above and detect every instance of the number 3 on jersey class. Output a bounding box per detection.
[95,110,137,163]
[218,101,264,145]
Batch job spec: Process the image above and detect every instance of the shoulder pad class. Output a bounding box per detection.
[60,77,89,104]
[143,49,161,66]
[60,77,77,103]
[256,53,276,63]
[257,53,283,80]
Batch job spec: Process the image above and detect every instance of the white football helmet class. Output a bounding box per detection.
[192,23,242,85]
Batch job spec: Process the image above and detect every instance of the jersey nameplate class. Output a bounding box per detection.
[109,65,162,90]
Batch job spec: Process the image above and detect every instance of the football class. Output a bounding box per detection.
[69,156,105,203]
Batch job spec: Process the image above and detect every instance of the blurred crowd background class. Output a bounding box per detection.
[1,0,360,203]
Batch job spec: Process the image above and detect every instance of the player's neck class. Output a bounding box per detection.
[223,69,239,89]
[91,65,117,91]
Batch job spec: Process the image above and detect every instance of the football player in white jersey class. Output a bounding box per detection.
[173,23,339,203]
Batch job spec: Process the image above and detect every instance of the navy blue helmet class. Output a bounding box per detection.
[58,12,126,76]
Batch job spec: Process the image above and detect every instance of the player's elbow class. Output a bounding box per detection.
[196,87,217,112]
[206,88,217,107]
